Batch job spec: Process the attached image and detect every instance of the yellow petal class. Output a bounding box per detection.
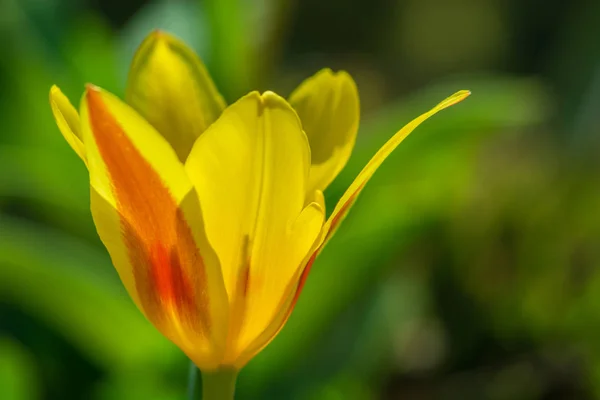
[289,69,359,195]
[126,31,226,162]
[278,91,471,328]
[49,85,87,164]
[323,90,471,244]
[185,91,324,365]
[80,85,228,370]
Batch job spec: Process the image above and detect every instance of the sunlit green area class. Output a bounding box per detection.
[2,0,600,399]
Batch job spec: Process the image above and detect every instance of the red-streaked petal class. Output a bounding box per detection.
[81,86,228,369]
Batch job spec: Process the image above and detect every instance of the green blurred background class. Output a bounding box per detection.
[2,0,600,399]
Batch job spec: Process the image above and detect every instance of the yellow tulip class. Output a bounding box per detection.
[49,30,469,387]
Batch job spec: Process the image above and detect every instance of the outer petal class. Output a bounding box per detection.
[292,90,471,302]
[49,85,87,164]
[80,85,228,370]
[185,91,324,365]
[289,69,359,195]
[126,31,226,162]
[323,90,471,244]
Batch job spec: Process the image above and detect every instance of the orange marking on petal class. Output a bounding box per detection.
[150,243,175,303]
[241,264,251,297]
[222,242,253,363]
[86,88,209,334]
[149,243,195,311]
[291,252,317,307]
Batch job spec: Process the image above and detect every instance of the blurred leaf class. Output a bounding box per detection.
[0,145,91,234]
[93,370,186,400]
[204,0,252,99]
[60,14,120,97]
[301,372,374,400]
[0,215,179,373]
[0,338,39,400]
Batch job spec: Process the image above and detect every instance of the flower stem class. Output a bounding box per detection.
[201,368,238,400]
[187,360,199,399]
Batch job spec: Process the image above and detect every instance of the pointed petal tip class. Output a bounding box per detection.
[438,90,471,109]
[84,83,101,94]
[148,29,173,45]
[317,88,471,249]
[84,84,103,107]
[49,84,87,164]
[50,84,71,104]
[142,29,186,50]
[138,29,168,45]
[49,85,61,105]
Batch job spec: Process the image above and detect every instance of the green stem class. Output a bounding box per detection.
[201,368,238,400]
[187,360,199,399]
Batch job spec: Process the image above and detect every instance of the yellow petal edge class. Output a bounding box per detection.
[324,89,471,245]
[289,69,360,195]
[49,85,87,164]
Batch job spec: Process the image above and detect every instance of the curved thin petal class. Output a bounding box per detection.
[291,90,471,303]
[126,31,226,162]
[323,90,471,243]
[185,91,324,364]
[80,85,228,369]
[289,69,359,195]
[49,85,87,164]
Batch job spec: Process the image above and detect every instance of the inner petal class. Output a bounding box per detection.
[185,91,324,357]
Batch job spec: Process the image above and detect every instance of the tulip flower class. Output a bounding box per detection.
[49,31,469,398]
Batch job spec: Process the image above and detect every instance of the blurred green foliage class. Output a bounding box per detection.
[1,0,600,399]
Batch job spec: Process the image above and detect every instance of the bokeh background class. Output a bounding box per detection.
[2,0,600,399]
